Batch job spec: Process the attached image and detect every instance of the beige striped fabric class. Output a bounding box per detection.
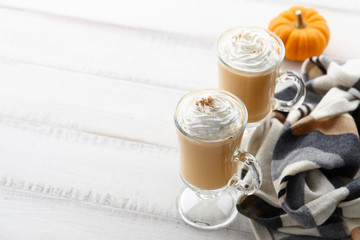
[238,56,360,240]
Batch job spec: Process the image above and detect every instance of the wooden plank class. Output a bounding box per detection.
[0,4,327,94]
[0,187,256,239]
[0,60,183,147]
[0,117,181,218]
[0,1,359,66]
[0,7,218,91]
[0,116,255,238]
[0,0,358,33]
[0,59,251,149]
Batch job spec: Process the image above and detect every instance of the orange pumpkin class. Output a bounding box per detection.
[268,6,330,61]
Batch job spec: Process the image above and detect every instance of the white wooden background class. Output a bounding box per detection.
[0,0,359,239]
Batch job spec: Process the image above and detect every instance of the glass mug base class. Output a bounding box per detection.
[176,187,238,230]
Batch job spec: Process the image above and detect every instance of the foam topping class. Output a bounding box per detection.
[218,27,282,72]
[177,90,244,140]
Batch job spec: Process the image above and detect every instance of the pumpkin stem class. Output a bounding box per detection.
[295,10,306,28]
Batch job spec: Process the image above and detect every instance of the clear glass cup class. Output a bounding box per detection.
[216,26,306,128]
[174,89,262,229]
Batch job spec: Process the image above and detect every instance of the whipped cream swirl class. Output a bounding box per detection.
[177,90,244,140]
[218,27,282,72]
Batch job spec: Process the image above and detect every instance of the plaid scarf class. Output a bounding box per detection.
[237,56,360,240]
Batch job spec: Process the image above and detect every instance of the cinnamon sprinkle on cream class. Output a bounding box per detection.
[195,97,214,108]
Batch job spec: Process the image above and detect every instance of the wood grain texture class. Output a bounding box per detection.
[0,115,180,217]
[0,188,256,240]
[0,0,359,64]
[0,61,183,148]
[0,116,252,239]
[0,7,217,91]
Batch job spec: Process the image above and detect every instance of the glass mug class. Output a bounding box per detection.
[217,26,306,127]
[174,89,262,229]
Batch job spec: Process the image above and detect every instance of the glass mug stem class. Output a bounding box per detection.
[176,146,262,230]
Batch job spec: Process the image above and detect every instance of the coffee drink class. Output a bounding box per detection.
[175,89,247,190]
[217,27,305,126]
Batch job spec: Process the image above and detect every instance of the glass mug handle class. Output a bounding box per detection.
[275,70,306,112]
[229,148,262,195]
